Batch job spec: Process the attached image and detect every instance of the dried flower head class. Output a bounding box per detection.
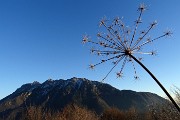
[138,3,147,12]
[82,3,172,81]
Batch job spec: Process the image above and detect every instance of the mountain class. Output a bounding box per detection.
[0,77,167,119]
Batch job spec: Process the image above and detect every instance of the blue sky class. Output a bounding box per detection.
[0,0,180,99]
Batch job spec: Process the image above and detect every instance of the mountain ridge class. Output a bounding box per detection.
[0,77,167,119]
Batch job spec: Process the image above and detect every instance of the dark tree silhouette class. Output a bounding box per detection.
[82,3,180,112]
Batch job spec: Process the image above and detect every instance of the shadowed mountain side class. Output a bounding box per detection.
[0,77,167,119]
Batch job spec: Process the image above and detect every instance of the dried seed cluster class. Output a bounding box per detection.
[82,3,172,81]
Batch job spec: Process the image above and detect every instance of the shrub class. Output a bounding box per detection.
[145,102,180,120]
[25,104,99,120]
[100,107,139,120]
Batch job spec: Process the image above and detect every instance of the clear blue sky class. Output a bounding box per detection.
[0,0,180,99]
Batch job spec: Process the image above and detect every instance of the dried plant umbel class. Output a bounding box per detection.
[82,3,179,112]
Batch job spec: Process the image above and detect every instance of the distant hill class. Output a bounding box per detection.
[0,77,167,119]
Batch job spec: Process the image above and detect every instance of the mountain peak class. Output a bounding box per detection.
[68,77,87,82]
[32,81,40,85]
[0,77,167,119]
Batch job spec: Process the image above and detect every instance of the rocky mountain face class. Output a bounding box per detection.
[0,77,166,119]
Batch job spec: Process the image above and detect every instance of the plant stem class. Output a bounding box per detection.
[129,54,180,112]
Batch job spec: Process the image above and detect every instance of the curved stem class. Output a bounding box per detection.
[129,54,180,112]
